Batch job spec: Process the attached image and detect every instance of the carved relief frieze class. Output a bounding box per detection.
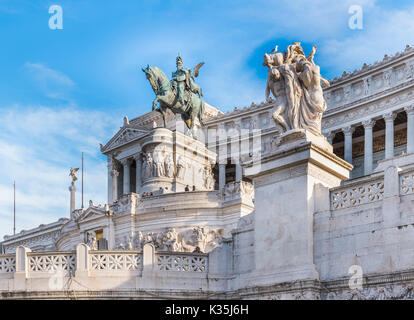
[115,226,228,253]
[326,283,414,300]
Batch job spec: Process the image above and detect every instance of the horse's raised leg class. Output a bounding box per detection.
[152,97,159,111]
[190,112,197,139]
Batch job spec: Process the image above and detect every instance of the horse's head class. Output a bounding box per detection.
[142,65,159,93]
[142,65,170,94]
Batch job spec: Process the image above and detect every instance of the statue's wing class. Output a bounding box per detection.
[73,168,79,173]
[193,62,205,78]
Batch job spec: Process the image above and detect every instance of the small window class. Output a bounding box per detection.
[95,230,103,241]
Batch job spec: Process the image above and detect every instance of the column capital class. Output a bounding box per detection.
[342,126,355,136]
[111,169,119,177]
[404,105,414,114]
[119,158,132,166]
[362,119,376,129]
[133,153,142,162]
[383,112,397,122]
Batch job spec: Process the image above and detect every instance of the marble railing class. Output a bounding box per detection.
[28,251,76,274]
[330,168,414,210]
[0,244,208,279]
[90,251,142,272]
[156,252,208,273]
[0,255,16,273]
[330,178,385,210]
[400,170,414,195]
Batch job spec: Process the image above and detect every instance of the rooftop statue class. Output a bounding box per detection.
[69,167,79,183]
[263,42,330,136]
[142,55,205,137]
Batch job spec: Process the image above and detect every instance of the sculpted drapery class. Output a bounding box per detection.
[263,42,330,136]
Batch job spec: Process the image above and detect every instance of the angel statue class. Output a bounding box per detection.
[142,55,206,138]
[69,167,79,183]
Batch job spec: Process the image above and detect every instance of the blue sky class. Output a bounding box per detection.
[1,0,414,238]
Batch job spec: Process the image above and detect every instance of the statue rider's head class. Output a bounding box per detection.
[176,55,183,70]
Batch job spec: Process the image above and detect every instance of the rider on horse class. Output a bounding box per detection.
[171,55,203,109]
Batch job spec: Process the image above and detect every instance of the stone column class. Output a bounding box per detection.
[342,126,354,164]
[363,119,376,175]
[219,164,226,190]
[69,182,76,218]
[134,153,142,193]
[235,162,242,182]
[111,168,119,202]
[383,112,396,159]
[326,131,336,145]
[405,105,414,154]
[121,159,131,194]
[107,157,113,204]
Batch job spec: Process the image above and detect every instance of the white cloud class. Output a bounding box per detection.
[319,6,414,77]
[0,104,119,239]
[23,62,75,99]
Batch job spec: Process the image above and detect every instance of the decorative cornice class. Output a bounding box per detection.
[327,44,414,86]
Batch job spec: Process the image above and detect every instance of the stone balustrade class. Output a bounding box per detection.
[400,170,414,195]
[330,178,385,210]
[28,251,76,275]
[0,243,211,294]
[0,255,16,274]
[89,251,142,272]
[330,167,414,210]
[156,252,208,273]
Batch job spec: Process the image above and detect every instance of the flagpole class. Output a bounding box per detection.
[13,181,16,235]
[81,152,84,209]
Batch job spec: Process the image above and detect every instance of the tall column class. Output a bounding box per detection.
[121,159,131,194]
[134,154,142,194]
[107,157,113,204]
[111,168,119,202]
[342,126,354,164]
[383,112,396,159]
[69,182,76,218]
[405,105,414,154]
[363,119,376,175]
[235,162,242,182]
[219,164,226,190]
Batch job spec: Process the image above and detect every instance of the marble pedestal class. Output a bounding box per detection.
[140,128,217,193]
[244,129,352,287]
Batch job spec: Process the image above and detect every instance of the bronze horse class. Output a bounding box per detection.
[142,65,205,136]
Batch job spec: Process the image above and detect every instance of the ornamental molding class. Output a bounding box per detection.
[3,230,61,254]
[322,84,414,130]
[101,126,150,154]
[327,45,414,87]
[76,207,107,224]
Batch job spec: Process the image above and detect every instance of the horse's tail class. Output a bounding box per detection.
[198,100,205,126]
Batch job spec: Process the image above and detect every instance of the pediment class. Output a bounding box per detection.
[77,207,107,223]
[101,126,150,154]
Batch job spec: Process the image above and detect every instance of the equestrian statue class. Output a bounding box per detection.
[142,55,206,137]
